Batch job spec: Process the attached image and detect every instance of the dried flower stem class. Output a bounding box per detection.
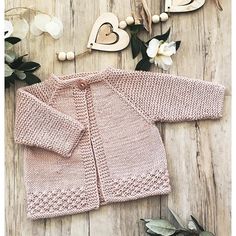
[5,7,50,17]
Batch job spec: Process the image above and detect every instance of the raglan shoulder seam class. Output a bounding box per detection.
[103,79,155,125]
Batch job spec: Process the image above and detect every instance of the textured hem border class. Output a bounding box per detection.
[101,186,171,206]
[103,168,171,204]
[26,187,99,219]
[27,204,99,220]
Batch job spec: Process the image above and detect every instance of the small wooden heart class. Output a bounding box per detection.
[87,12,130,52]
[96,24,118,45]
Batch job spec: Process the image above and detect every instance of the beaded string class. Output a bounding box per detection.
[55,0,223,61]
[118,12,169,30]
[56,9,169,61]
[56,48,92,61]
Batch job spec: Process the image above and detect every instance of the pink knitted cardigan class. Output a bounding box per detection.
[14,67,225,219]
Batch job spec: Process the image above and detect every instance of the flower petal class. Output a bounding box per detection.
[147,38,160,58]
[5,41,13,50]
[5,51,16,63]
[45,17,63,39]
[51,17,63,31]
[159,41,176,57]
[15,70,26,80]
[5,20,13,38]
[154,55,173,70]
[149,58,155,64]
[45,23,62,39]
[34,14,51,32]
[158,42,168,54]
[12,18,29,39]
[5,63,14,77]
[30,20,43,36]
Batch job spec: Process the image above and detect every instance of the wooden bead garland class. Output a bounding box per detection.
[57,51,75,61]
[57,52,66,61]
[56,10,169,61]
[57,48,92,61]
[125,16,135,25]
[118,12,169,29]
[159,12,169,22]
[119,20,127,29]
[66,51,75,60]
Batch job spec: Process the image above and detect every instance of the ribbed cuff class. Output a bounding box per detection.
[208,84,225,119]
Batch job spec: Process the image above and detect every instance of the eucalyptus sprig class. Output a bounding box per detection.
[128,26,181,71]
[5,35,41,89]
[141,208,215,236]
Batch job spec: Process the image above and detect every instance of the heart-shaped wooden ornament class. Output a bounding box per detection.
[87,12,130,52]
[165,0,205,12]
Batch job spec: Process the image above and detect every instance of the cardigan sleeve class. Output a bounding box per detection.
[14,79,85,158]
[106,70,225,122]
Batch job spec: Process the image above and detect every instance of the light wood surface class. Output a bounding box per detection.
[5,0,231,235]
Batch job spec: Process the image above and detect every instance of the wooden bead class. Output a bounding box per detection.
[160,12,169,22]
[58,52,66,61]
[119,20,127,29]
[152,15,160,23]
[125,16,134,25]
[66,51,75,60]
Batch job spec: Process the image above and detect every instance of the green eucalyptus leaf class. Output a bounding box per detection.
[129,24,144,34]
[175,41,181,51]
[5,36,21,45]
[147,28,171,44]
[15,70,26,80]
[168,208,185,228]
[141,218,152,223]
[131,35,141,59]
[199,231,215,236]
[5,64,14,77]
[5,80,10,88]
[5,73,19,85]
[190,216,204,232]
[17,61,40,72]
[187,221,198,231]
[24,72,41,85]
[146,219,176,236]
[140,41,148,59]
[155,28,171,41]
[146,228,158,235]
[5,41,13,50]
[5,51,16,63]
[10,54,28,68]
[135,58,151,71]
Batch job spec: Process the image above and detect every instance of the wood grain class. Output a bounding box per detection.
[5,0,231,235]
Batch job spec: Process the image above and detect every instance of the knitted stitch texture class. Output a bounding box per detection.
[14,67,225,219]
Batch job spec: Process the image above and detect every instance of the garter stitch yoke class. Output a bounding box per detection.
[14,67,225,219]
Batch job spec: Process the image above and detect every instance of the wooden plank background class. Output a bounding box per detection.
[5,0,231,235]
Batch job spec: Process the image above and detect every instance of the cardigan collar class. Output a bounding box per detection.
[49,66,114,86]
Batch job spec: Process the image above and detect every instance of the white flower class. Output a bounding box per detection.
[5,20,13,38]
[5,18,29,40]
[44,17,63,39]
[146,38,176,70]
[11,18,29,39]
[5,14,63,40]
[31,14,63,39]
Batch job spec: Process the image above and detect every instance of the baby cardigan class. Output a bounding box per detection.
[14,67,225,219]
